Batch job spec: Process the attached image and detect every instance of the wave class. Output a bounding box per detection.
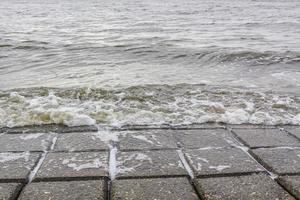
[0,84,299,128]
[114,44,300,66]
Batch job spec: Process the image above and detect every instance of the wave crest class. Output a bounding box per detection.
[0,84,299,128]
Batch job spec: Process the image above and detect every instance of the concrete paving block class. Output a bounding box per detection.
[111,177,198,200]
[0,133,56,152]
[233,129,300,148]
[173,123,224,129]
[185,147,263,176]
[278,175,300,198]
[35,152,108,180]
[285,127,300,140]
[0,183,22,200]
[0,152,40,181]
[118,130,177,150]
[195,173,294,200]
[0,125,98,134]
[252,148,300,174]
[116,150,187,178]
[54,132,108,152]
[227,124,277,129]
[19,180,105,200]
[173,129,238,149]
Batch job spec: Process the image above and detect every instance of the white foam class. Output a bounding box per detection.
[0,87,299,128]
[93,130,119,145]
[63,158,105,171]
[0,152,30,163]
[131,135,154,144]
[28,135,57,183]
[209,165,231,172]
[19,133,44,140]
[117,153,152,174]
[177,150,194,179]
[292,114,300,124]
[109,147,117,180]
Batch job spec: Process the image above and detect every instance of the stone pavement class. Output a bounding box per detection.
[0,124,300,200]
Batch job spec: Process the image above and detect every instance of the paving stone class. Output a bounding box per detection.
[116,150,187,178]
[227,124,277,129]
[35,152,108,180]
[0,183,22,200]
[118,130,177,150]
[0,133,56,152]
[0,125,98,134]
[173,123,224,129]
[278,175,300,198]
[285,126,300,140]
[19,180,105,200]
[233,129,300,148]
[185,147,263,176]
[195,173,294,200]
[252,148,300,174]
[111,177,198,200]
[0,152,40,182]
[173,129,238,149]
[54,132,108,152]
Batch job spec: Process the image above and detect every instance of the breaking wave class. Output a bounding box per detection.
[0,84,299,128]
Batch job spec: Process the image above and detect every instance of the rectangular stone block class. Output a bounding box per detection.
[285,127,300,140]
[0,183,22,200]
[54,132,108,152]
[173,129,238,149]
[185,147,263,176]
[0,125,98,134]
[35,152,108,181]
[0,152,40,182]
[252,148,300,174]
[233,129,300,148]
[116,150,187,178]
[195,173,294,200]
[111,177,198,200]
[173,123,224,129]
[118,130,177,150]
[19,180,105,200]
[228,124,277,129]
[278,175,300,198]
[0,133,56,152]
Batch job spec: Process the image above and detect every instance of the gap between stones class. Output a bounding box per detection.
[227,126,300,200]
[226,127,278,179]
[14,135,58,200]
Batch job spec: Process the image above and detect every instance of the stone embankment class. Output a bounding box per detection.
[0,124,299,199]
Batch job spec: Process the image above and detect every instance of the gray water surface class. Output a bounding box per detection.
[1,0,300,92]
[0,0,300,127]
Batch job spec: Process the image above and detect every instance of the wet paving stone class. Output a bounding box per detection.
[111,177,199,200]
[118,130,177,150]
[19,180,105,200]
[278,175,300,198]
[0,183,22,200]
[173,129,237,149]
[173,123,224,129]
[233,129,300,148]
[227,124,277,129]
[116,150,187,178]
[0,125,98,134]
[195,173,295,200]
[185,147,263,176]
[285,127,300,140]
[35,152,108,181]
[0,133,56,152]
[0,152,40,182]
[54,132,108,152]
[252,148,300,174]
